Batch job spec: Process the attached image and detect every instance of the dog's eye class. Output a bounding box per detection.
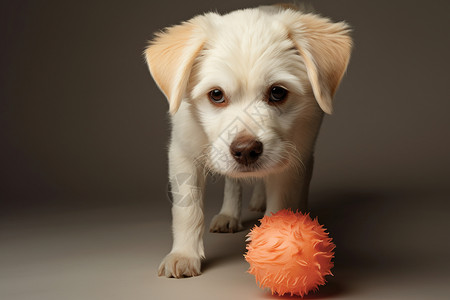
[269,86,288,103]
[208,89,226,105]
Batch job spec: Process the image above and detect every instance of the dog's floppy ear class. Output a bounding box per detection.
[145,16,207,115]
[285,12,352,114]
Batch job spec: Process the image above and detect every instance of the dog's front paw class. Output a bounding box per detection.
[158,252,201,278]
[209,214,243,233]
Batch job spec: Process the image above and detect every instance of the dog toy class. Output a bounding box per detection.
[244,209,335,297]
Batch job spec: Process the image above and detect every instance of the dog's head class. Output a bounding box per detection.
[145,6,352,178]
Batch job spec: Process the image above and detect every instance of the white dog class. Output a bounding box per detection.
[145,4,352,278]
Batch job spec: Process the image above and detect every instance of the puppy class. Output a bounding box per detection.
[145,5,352,278]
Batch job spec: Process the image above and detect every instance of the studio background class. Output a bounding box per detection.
[1,1,449,299]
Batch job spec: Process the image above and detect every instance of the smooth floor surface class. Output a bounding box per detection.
[1,185,450,300]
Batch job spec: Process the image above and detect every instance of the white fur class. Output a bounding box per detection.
[146,5,352,278]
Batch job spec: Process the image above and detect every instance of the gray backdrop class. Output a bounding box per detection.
[1,0,449,206]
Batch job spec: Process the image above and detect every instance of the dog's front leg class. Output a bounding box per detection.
[158,148,206,278]
[209,177,243,233]
[248,178,266,212]
[264,156,314,214]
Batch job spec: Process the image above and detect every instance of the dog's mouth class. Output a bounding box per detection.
[233,165,261,174]
[226,167,266,178]
[225,156,293,178]
[205,155,270,178]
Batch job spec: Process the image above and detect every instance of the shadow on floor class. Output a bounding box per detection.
[258,277,347,299]
[202,212,265,273]
[203,187,443,297]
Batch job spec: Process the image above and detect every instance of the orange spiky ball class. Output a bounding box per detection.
[245,209,335,297]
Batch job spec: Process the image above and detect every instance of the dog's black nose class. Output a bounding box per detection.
[230,136,263,166]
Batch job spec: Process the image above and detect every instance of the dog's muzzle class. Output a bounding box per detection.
[230,135,263,166]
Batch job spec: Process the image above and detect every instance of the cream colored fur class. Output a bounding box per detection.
[145,5,352,278]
